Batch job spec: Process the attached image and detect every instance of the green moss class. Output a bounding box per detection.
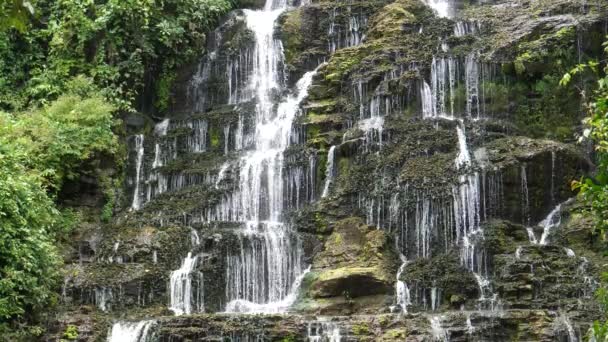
[210,126,221,148]
[366,2,415,40]
[352,323,370,335]
[280,335,297,342]
[280,9,303,66]
[62,325,79,340]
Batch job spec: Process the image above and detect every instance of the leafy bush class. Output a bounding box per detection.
[0,146,60,319]
[0,85,118,324]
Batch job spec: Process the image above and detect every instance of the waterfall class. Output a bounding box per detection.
[455,125,471,169]
[327,7,366,54]
[152,119,170,169]
[215,162,230,188]
[146,119,171,203]
[539,199,573,245]
[224,224,303,310]
[424,0,451,18]
[321,146,337,198]
[328,8,337,54]
[431,57,455,119]
[215,71,318,313]
[520,165,530,226]
[131,134,145,211]
[453,124,501,310]
[224,125,231,155]
[555,313,579,342]
[107,320,156,342]
[224,265,310,313]
[565,248,576,257]
[454,21,479,37]
[391,251,411,313]
[551,150,556,204]
[464,54,480,119]
[95,287,113,312]
[169,252,204,315]
[431,287,440,311]
[187,119,208,153]
[199,0,320,312]
[429,315,449,341]
[526,226,538,244]
[421,81,434,119]
[354,70,402,150]
[307,320,342,342]
[424,54,486,120]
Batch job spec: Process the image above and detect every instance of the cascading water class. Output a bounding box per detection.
[539,199,572,245]
[429,315,449,341]
[421,81,434,119]
[307,320,342,342]
[169,229,204,315]
[555,313,579,342]
[455,124,471,168]
[107,320,156,342]
[391,249,411,313]
[520,165,530,226]
[169,252,204,315]
[453,123,500,310]
[95,287,113,312]
[327,7,367,54]
[193,0,320,312]
[424,0,451,18]
[321,145,337,198]
[131,134,145,211]
[219,68,318,313]
[424,55,486,120]
[146,119,170,202]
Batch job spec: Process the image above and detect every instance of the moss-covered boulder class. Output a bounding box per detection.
[296,217,397,314]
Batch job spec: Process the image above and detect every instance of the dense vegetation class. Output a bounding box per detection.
[0,0,234,112]
[0,0,234,337]
[564,37,608,340]
[0,82,117,326]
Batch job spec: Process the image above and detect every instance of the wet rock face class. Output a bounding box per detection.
[402,254,480,311]
[482,137,591,225]
[495,244,599,313]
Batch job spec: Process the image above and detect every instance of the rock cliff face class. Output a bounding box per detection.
[52,0,607,341]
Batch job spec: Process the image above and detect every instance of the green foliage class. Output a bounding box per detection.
[0,0,34,32]
[62,325,78,340]
[0,84,118,325]
[0,146,59,319]
[0,0,235,112]
[155,71,176,113]
[2,85,118,191]
[566,38,608,237]
[563,36,608,341]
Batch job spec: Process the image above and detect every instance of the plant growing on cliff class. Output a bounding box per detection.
[563,38,608,237]
[562,36,608,341]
